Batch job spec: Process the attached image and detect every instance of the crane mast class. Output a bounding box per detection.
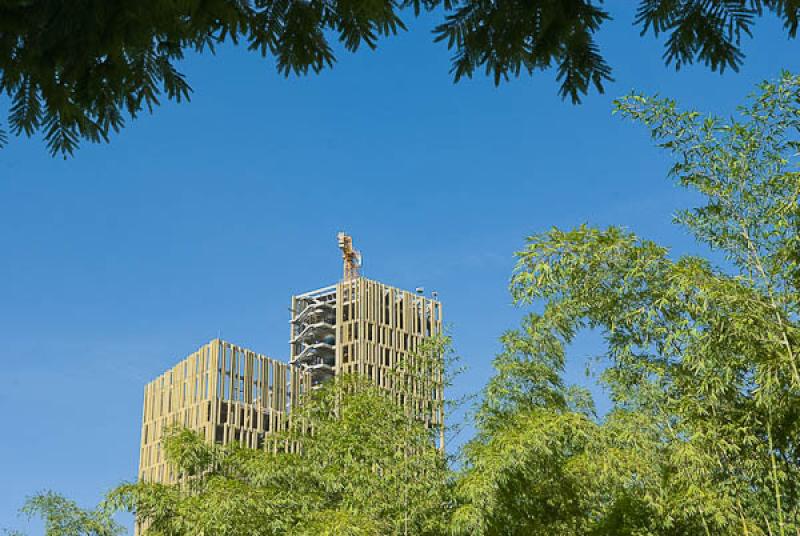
[337,232,362,281]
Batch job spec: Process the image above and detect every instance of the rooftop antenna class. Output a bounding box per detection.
[337,232,362,281]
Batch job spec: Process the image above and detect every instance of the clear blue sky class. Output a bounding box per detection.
[1,5,799,533]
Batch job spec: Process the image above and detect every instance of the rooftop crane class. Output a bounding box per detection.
[337,232,362,281]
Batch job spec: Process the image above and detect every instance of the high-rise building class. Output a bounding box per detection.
[137,234,444,486]
[290,277,444,444]
[138,339,308,484]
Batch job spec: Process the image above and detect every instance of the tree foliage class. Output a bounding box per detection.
[12,491,122,536]
[109,374,452,535]
[453,72,800,535]
[2,1,800,155]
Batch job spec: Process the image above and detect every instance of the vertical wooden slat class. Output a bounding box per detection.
[136,339,298,488]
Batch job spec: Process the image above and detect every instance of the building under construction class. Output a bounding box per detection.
[137,233,444,485]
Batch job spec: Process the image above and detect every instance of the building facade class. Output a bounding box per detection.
[138,241,444,484]
[290,277,445,446]
[138,339,307,484]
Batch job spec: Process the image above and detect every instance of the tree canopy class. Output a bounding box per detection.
[109,374,453,535]
[11,491,122,536]
[452,71,800,535]
[2,1,800,156]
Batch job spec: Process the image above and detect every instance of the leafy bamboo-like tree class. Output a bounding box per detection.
[452,71,800,535]
[3,1,800,155]
[8,491,122,536]
[109,373,452,535]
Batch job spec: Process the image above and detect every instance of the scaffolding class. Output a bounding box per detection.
[290,284,338,387]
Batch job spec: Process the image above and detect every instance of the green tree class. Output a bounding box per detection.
[3,1,800,156]
[10,491,122,536]
[452,71,800,535]
[110,374,452,535]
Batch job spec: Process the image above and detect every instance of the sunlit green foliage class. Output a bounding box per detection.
[109,374,452,535]
[452,72,800,535]
[3,1,800,155]
[12,491,122,536]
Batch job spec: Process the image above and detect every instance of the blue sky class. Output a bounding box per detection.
[2,5,799,532]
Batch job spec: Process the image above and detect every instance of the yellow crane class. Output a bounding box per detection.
[337,232,362,281]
